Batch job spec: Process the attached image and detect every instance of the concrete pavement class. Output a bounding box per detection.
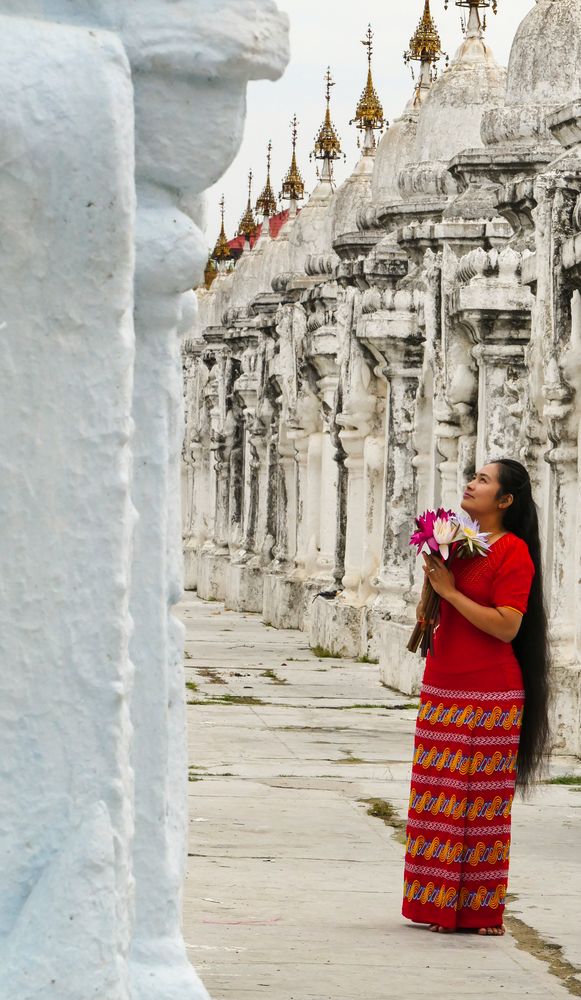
[180,594,581,1000]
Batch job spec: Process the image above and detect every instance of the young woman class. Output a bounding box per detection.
[402,459,550,936]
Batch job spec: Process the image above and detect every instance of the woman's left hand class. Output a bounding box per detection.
[422,553,457,600]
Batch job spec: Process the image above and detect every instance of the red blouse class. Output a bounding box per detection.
[423,532,536,693]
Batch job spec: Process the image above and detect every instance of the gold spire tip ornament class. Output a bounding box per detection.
[350,24,387,135]
[444,0,497,10]
[312,67,345,166]
[238,169,257,240]
[255,140,278,219]
[405,0,446,66]
[211,194,231,262]
[281,115,305,203]
[444,0,497,37]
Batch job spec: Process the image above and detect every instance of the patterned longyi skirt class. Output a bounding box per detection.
[402,682,525,930]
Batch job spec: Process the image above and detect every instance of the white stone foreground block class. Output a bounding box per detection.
[0,16,135,998]
[0,2,289,999]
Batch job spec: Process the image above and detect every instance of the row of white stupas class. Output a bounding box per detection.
[186,0,581,756]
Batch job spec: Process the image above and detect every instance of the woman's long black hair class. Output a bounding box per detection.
[494,458,551,793]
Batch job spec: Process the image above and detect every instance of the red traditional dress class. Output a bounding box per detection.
[402,532,535,930]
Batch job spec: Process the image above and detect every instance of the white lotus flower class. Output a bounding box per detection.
[454,510,492,556]
[432,517,460,561]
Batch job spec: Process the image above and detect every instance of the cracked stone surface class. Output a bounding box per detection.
[181,595,581,1000]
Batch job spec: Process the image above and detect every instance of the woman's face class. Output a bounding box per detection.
[461,463,512,517]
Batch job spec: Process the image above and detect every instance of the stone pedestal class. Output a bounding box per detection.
[378,620,424,696]
[197,549,230,602]
[262,573,305,629]
[225,563,265,613]
[309,598,366,659]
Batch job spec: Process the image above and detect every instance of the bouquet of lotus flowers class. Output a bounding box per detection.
[407,509,492,658]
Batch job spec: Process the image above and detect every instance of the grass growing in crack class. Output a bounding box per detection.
[311,646,336,659]
[545,775,581,786]
[261,669,288,685]
[185,681,198,693]
[188,694,266,707]
[188,765,207,782]
[197,667,227,685]
[332,703,416,711]
[504,914,581,997]
[361,798,407,846]
[357,655,379,665]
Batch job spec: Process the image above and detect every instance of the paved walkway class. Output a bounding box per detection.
[180,594,581,1000]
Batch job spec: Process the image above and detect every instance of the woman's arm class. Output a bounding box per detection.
[445,590,523,643]
[422,553,524,643]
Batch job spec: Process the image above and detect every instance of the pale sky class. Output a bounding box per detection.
[206,0,534,244]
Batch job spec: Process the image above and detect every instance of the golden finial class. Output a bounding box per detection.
[281,115,305,205]
[211,194,232,263]
[350,25,386,142]
[444,0,498,35]
[404,0,447,99]
[255,140,278,219]
[311,68,345,183]
[405,1,445,65]
[238,169,257,241]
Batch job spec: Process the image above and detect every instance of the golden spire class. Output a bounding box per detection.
[238,169,257,241]
[255,140,278,219]
[404,0,447,102]
[211,194,232,263]
[311,68,345,183]
[281,115,305,205]
[350,25,386,143]
[406,1,444,64]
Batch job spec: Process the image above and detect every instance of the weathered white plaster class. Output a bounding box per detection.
[0,15,135,997]
[0,1,289,996]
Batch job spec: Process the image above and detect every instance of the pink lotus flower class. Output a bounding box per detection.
[410,508,456,558]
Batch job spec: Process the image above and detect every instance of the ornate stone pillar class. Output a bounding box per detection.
[336,352,376,599]
[288,390,322,581]
[449,245,534,467]
[316,374,340,582]
[356,280,424,685]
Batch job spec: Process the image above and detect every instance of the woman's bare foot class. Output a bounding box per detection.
[428,924,506,935]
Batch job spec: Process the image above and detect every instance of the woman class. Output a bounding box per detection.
[402,459,550,936]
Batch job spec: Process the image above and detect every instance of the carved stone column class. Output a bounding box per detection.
[356,281,424,686]
[316,374,341,582]
[336,354,376,599]
[450,245,534,468]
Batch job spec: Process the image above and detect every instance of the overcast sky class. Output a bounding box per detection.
[205,0,534,245]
